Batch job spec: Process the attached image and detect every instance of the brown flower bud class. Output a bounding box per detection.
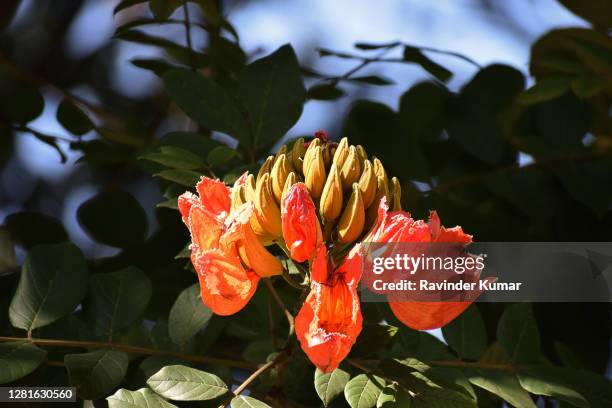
[257,155,275,181]
[304,145,326,198]
[252,173,282,238]
[337,183,365,244]
[340,145,361,191]
[358,159,377,208]
[332,137,349,168]
[291,137,305,173]
[281,171,298,202]
[231,184,246,212]
[373,157,388,187]
[303,137,322,173]
[356,145,368,166]
[319,163,343,221]
[390,177,402,211]
[245,174,257,202]
[275,144,288,160]
[365,175,390,231]
[271,153,291,203]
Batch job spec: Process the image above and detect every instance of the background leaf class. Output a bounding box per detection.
[9,243,88,331]
[86,267,152,337]
[497,303,540,364]
[107,388,177,407]
[0,341,47,384]
[238,44,306,148]
[147,365,228,401]
[168,284,213,346]
[77,191,148,248]
[56,99,94,136]
[442,305,487,360]
[314,367,350,406]
[65,348,129,400]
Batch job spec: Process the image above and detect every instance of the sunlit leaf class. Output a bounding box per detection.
[147,365,228,401]
[65,348,129,400]
[107,388,177,407]
[314,367,350,406]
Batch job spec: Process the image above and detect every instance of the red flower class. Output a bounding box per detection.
[365,198,475,330]
[281,182,322,262]
[295,245,362,373]
[178,176,281,316]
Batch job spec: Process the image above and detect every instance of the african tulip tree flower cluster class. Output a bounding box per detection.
[178,132,474,373]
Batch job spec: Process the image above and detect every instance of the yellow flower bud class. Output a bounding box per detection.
[337,183,365,244]
[319,163,343,221]
[252,173,282,238]
[271,153,291,203]
[332,137,349,168]
[365,175,389,231]
[231,184,246,212]
[358,159,376,208]
[291,137,305,173]
[244,174,256,202]
[281,171,298,202]
[257,155,275,181]
[275,144,288,160]
[356,145,368,166]
[373,157,388,187]
[303,138,322,173]
[390,177,402,211]
[322,142,333,168]
[304,145,326,198]
[340,145,361,191]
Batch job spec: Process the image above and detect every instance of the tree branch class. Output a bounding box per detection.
[263,278,295,340]
[0,336,256,370]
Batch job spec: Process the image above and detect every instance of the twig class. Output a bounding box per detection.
[0,336,256,370]
[182,1,196,69]
[263,278,295,339]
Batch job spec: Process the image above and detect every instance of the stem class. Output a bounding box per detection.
[263,278,295,339]
[0,336,256,370]
[182,1,197,69]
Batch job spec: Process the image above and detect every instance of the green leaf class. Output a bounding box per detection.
[147,365,228,401]
[517,77,572,105]
[0,341,47,384]
[307,84,346,100]
[56,99,94,136]
[314,367,350,406]
[570,75,604,98]
[345,374,386,408]
[107,388,177,407]
[65,348,129,400]
[0,73,44,124]
[86,267,152,337]
[4,211,69,249]
[207,145,237,167]
[239,44,306,147]
[0,227,17,275]
[9,243,88,331]
[403,46,452,82]
[230,395,272,408]
[517,367,588,408]
[352,323,398,357]
[442,305,487,360]
[466,369,535,408]
[131,58,178,76]
[168,284,213,345]
[163,69,248,142]
[410,383,476,408]
[77,191,148,248]
[549,367,612,407]
[497,303,540,364]
[155,169,201,187]
[141,146,205,170]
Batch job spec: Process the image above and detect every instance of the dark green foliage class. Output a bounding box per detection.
[0,0,611,406]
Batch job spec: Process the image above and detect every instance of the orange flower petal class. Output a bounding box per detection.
[192,248,259,316]
[388,301,470,331]
[281,183,321,263]
[178,191,198,225]
[196,176,231,219]
[296,246,362,373]
[188,204,224,252]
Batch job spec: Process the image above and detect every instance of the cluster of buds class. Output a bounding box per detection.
[178,131,474,373]
[230,131,403,249]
